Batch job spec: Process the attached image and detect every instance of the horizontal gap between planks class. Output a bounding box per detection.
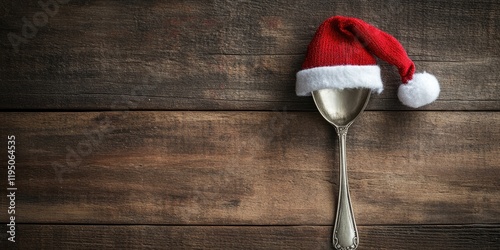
[0,109,498,113]
[3,223,500,227]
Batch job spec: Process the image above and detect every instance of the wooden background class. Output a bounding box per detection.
[1,0,499,249]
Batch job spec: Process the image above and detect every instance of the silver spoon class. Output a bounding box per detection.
[312,88,371,250]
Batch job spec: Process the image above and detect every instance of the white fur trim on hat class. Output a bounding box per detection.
[296,65,383,96]
[397,72,440,108]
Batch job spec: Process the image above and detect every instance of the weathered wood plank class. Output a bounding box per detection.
[1,0,499,110]
[0,111,498,225]
[1,224,499,250]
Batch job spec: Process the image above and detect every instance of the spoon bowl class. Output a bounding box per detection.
[312,88,371,127]
[312,88,371,250]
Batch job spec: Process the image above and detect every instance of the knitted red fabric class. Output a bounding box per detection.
[301,16,415,83]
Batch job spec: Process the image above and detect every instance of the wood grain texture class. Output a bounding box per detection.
[1,0,499,111]
[1,0,499,249]
[1,224,499,250]
[0,111,498,225]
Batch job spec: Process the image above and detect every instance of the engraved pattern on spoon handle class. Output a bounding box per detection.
[333,126,359,250]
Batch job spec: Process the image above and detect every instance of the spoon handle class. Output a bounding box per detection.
[333,126,359,250]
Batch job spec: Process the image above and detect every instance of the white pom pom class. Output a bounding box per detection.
[398,72,440,108]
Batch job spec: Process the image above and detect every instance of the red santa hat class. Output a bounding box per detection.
[296,16,440,108]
